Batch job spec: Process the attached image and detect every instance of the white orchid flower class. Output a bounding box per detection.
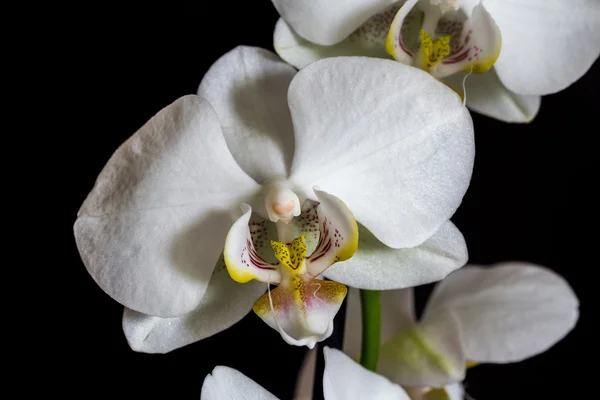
[273,0,600,123]
[341,261,579,395]
[295,346,464,400]
[202,347,411,400]
[74,46,474,353]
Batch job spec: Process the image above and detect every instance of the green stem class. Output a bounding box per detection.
[359,289,381,371]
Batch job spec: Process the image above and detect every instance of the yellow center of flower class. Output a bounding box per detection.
[419,29,451,70]
[271,234,307,274]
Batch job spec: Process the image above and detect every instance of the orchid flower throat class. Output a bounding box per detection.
[222,179,359,347]
[352,0,502,79]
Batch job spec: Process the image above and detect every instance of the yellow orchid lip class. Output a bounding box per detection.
[252,244,348,348]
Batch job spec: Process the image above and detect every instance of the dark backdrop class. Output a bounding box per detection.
[65,1,596,398]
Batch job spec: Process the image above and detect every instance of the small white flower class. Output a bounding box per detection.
[74,46,474,353]
[342,262,579,391]
[272,0,600,123]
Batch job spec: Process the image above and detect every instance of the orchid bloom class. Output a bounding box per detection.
[74,46,474,353]
[201,347,412,400]
[340,262,579,396]
[272,0,600,123]
[294,346,463,400]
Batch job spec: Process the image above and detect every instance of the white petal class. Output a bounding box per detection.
[485,0,600,95]
[272,0,393,46]
[74,95,259,317]
[444,69,541,123]
[293,348,317,400]
[223,204,282,284]
[288,57,474,249]
[122,256,266,353]
[273,8,394,70]
[445,383,464,400]
[306,189,359,277]
[201,366,278,400]
[253,279,347,348]
[324,221,468,289]
[323,347,410,400]
[378,310,466,387]
[424,262,579,363]
[197,46,296,183]
[343,287,416,360]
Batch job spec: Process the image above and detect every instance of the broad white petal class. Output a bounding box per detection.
[444,69,541,123]
[122,257,266,353]
[253,279,347,348]
[197,46,296,183]
[325,221,468,289]
[378,310,466,387]
[223,204,282,284]
[306,189,359,277]
[294,348,317,400]
[272,0,394,46]
[75,95,259,317]
[424,262,579,363]
[201,366,278,400]
[323,347,410,400]
[288,57,474,249]
[486,0,600,95]
[343,287,416,360]
[274,9,394,70]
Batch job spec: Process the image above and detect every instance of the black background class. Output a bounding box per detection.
[64,1,596,398]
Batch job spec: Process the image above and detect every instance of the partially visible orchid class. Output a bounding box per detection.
[201,347,412,400]
[294,345,464,400]
[341,262,579,396]
[272,0,600,123]
[74,46,474,352]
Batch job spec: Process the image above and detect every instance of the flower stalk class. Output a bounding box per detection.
[360,289,381,371]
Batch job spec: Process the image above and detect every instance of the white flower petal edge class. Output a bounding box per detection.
[325,221,468,289]
[273,15,393,70]
[201,366,278,400]
[271,0,393,46]
[444,69,541,123]
[74,95,259,317]
[343,287,416,360]
[324,347,411,400]
[445,383,465,400]
[423,262,580,363]
[485,0,600,95]
[288,57,474,249]
[122,256,266,354]
[197,46,296,183]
